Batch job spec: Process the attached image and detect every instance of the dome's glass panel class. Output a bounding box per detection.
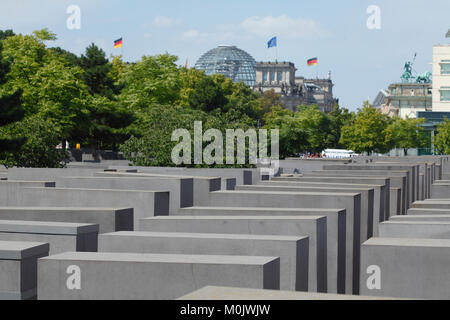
[194,46,256,86]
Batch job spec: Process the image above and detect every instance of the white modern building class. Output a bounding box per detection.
[432,45,450,111]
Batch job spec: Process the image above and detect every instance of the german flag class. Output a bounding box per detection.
[114,38,123,48]
[307,57,318,66]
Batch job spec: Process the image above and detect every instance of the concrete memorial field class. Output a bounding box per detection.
[0,155,449,300]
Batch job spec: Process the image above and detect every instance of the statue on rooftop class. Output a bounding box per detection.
[401,53,417,83]
[401,61,414,83]
[416,71,432,83]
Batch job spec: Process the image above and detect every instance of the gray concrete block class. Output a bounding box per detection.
[259,180,384,237]
[236,184,372,243]
[55,176,194,214]
[178,286,407,300]
[94,171,220,206]
[360,237,450,299]
[177,207,347,294]
[408,208,450,216]
[37,252,280,300]
[0,180,55,188]
[0,241,49,300]
[431,184,450,199]
[139,216,327,293]
[200,190,361,294]
[271,176,389,226]
[390,215,450,222]
[311,170,407,214]
[323,164,417,206]
[0,207,133,233]
[380,221,450,239]
[412,201,450,210]
[99,231,308,292]
[390,188,401,216]
[0,220,99,254]
[6,168,100,181]
[106,166,254,190]
[0,187,169,230]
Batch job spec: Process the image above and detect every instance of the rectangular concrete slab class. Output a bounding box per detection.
[271,176,389,227]
[178,286,407,300]
[408,208,450,215]
[0,220,99,254]
[0,187,169,230]
[431,183,450,199]
[390,215,450,222]
[379,221,450,239]
[139,216,327,294]
[37,252,280,300]
[99,231,308,292]
[178,206,347,294]
[360,237,450,299]
[309,170,408,214]
[94,171,221,206]
[412,201,450,210]
[323,163,417,206]
[0,207,133,233]
[259,180,384,237]
[56,176,194,214]
[0,241,49,300]
[391,188,402,216]
[201,190,361,294]
[236,184,372,243]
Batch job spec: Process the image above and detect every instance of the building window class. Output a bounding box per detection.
[263,72,268,82]
[392,88,397,95]
[277,72,282,82]
[270,72,275,82]
[441,61,450,75]
[441,88,450,101]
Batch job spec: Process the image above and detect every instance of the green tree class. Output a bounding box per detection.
[264,106,308,158]
[256,89,284,115]
[328,105,355,149]
[0,30,91,142]
[386,117,426,155]
[0,40,25,154]
[435,118,450,155]
[186,75,227,112]
[79,43,117,97]
[340,102,392,154]
[120,104,209,166]
[0,114,67,168]
[81,96,135,150]
[119,54,181,112]
[0,29,15,41]
[296,105,335,153]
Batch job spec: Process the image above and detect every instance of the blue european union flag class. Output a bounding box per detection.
[267,36,277,48]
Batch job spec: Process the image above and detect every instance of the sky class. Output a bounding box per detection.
[0,0,449,110]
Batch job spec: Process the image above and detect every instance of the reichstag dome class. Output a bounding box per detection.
[194,46,257,86]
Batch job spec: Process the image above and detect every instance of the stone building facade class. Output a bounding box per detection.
[373,82,432,119]
[253,61,338,113]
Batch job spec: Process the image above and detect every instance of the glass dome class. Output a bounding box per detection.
[194,46,256,86]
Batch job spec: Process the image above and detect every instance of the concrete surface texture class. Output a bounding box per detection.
[139,216,328,293]
[0,220,99,254]
[0,207,133,233]
[0,241,49,300]
[178,286,407,300]
[177,206,346,294]
[98,231,308,292]
[38,252,280,300]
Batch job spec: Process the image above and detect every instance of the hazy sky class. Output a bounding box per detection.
[1,0,449,110]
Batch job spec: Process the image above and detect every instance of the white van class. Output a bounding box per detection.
[322,149,358,159]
